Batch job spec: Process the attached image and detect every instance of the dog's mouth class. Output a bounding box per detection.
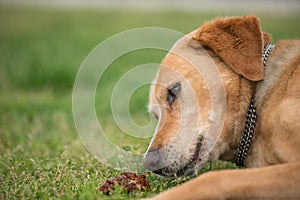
[153,135,204,177]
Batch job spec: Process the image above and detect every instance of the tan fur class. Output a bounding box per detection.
[144,15,300,199]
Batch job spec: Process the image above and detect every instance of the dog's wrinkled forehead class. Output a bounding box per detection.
[150,30,209,96]
[149,34,196,101]
[153,31,205,85]
[167,30,204,63]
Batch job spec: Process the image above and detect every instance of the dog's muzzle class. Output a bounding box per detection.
[143,149,161,172]
[143,135,204,177]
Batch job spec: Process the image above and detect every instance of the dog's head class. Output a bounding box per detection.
[143,15,271,176]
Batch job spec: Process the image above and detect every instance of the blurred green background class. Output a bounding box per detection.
[0,3,299,199]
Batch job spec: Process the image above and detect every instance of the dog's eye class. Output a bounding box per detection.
[167,82,181,106]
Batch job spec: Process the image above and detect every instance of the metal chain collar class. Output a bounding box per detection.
[262,44,275,66]
[235,44,275,167]
[235,98,257,167]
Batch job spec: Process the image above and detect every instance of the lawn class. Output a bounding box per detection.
[0,7,299,199]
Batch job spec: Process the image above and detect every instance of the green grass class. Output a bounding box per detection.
[0,6,299,199]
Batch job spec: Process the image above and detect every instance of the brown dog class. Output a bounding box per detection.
[143,15,300,199]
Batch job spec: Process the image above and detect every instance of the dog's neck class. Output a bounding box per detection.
[234,44,275,167]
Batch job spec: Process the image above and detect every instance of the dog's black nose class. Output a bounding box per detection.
[143,149,160,171]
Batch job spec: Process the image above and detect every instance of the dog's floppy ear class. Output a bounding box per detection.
[193,15,267,81]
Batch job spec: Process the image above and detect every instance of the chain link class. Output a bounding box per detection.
[235,44,275,167]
